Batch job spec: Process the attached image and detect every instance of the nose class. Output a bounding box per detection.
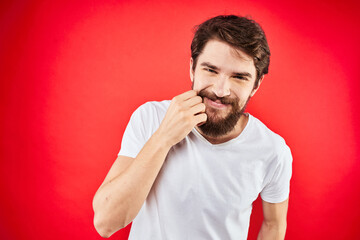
[212,74,230,97]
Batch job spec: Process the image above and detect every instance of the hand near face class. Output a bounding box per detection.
[157,90,207,147]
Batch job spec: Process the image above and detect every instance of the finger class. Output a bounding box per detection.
[190,102,206,115]
[184,95,203,108]
[176,90,197,101]
[194,113,207,125]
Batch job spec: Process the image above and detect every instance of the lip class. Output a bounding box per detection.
[204,97,228,109]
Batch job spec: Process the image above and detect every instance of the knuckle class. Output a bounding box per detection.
[203,113,208,120]
[172,100,184,111]
[172,96,179,103]
[181,110,191,120]
[187,115,195,125]
[178,104,186,112]
[186,113,193,122]
[178,110,185,118]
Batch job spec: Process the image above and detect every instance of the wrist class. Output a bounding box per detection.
[152,129,174,151]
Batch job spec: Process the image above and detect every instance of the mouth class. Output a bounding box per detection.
[204,97,229,109]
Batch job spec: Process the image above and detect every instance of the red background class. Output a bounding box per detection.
[1,0,359,239]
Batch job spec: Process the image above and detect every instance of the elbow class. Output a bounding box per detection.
[92,195,118,238]
[259,220,287,240]
[93,209,127,238]
[93,212,127,238]
[267,219,287,233]
[97,231,111,239]
[93,215,113,238]
[92,194,133,237]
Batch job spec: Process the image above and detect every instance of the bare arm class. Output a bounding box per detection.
[257,198,289,240]
[92,90,206,238]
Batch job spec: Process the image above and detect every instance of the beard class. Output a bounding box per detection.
[197,88,250,137]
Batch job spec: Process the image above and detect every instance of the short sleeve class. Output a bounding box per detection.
[117,103,155,158]
[260,145,293,203]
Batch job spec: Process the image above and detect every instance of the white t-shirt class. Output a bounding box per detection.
[118,100,292,240]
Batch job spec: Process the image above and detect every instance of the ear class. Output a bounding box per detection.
[190,58,194,82]
[250,75,264,97]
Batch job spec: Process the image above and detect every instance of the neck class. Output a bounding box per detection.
[195,113,249,144]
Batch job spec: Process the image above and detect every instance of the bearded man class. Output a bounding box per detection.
[93,15,293,240]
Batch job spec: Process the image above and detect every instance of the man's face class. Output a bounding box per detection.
[190,39,262,137]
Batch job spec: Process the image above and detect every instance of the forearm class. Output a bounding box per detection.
[93,131,171,237]
[257,220,287,240]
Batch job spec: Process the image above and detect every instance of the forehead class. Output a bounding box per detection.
[197,39,256,77]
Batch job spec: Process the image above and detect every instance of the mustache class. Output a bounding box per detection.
[198,89,238,105]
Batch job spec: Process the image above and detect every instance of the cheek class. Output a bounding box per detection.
[193,74,212,91]
[232,87,253,101]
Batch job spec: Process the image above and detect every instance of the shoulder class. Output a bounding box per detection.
[248,114,292,161]
[124,100,171,142]
[145,100,171,113]
[130,100,170,130]
[134,100,170,118]
[137,100,170,112]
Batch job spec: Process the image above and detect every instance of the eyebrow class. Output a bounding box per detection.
[200,62,252,79]
[200,62,220,70]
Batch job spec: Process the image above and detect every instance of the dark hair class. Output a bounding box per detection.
[191,15,270,88]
